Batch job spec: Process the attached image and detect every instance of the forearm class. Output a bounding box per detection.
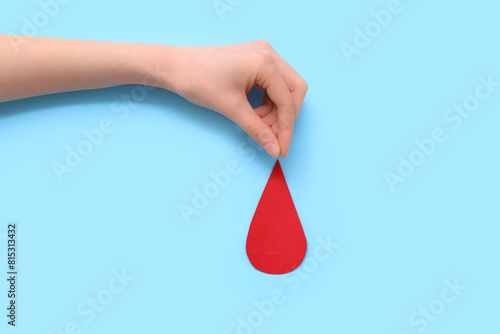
[0,35,171,102]
[0,36,307,157]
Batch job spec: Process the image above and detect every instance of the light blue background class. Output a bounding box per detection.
[1,0,499,333]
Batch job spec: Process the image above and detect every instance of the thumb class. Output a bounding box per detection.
[230,101,281,158]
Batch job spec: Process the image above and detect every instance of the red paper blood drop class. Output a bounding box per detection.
[246,160,307,275]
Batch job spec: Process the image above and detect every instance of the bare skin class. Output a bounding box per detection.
[0,35,308,157]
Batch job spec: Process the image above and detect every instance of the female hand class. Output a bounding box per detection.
[152,40,308,157]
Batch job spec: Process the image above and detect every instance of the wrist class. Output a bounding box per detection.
[125,43,178,92]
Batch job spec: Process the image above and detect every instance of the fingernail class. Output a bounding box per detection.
[264,142,279,158]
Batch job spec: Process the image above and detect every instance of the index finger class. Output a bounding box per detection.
[255,63,296,157]
[250,41,308,119]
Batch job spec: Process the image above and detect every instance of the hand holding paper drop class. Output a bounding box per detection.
[246,161,307,275]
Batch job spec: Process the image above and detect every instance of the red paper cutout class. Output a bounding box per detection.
[246,160,307,275]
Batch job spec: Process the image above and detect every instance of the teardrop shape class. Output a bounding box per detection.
[246,160,307,275]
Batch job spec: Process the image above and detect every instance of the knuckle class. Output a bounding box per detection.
[254,39,273,49]
[252,49,274,68]
[258,48,273,59]
[302,80,309,93]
